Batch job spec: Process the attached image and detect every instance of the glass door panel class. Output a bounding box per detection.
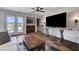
[6,15,15,33]
[17,16,24,32]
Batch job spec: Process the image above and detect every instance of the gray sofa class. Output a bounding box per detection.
[0,31,17,51]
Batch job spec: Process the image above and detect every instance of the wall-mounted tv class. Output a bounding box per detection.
[46,12,66,27]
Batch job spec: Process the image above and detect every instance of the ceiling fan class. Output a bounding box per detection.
[32,7,45,13]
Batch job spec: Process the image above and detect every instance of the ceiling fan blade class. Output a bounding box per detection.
[40,8,43,10]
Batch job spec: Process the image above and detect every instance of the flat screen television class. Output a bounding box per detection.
[46,12,66,27]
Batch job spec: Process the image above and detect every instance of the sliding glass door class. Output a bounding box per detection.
[5,15,25,33]
[6,15,15,33]
[17,16,24,32]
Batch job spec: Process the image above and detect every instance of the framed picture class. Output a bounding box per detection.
[27,17,34,24]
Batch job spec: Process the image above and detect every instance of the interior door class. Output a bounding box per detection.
[37,18,40,32]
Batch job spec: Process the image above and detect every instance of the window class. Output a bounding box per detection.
[5,15,25,33]
[6,15,15,33]
[17,16,24,32]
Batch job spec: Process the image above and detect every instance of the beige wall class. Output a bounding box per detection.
[67,10,79,30]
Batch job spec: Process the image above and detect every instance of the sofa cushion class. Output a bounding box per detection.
[0,31,11,45]
[0,36,18,51]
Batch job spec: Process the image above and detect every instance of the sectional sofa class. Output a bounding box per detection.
[0,31,23,51]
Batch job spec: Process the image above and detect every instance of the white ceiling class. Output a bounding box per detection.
[0,7,33,13]
[0,7,79,15]
[0,7,71,13]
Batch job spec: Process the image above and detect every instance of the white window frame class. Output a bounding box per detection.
[4,14,26,33]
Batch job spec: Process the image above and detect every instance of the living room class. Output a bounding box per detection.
[0,7,79,51]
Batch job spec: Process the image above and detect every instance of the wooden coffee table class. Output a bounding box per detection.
[23,35,45,51]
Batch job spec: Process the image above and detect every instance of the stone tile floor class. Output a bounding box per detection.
[18,42,60,51]
[13,35,58,51]
[12,32,71,51]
